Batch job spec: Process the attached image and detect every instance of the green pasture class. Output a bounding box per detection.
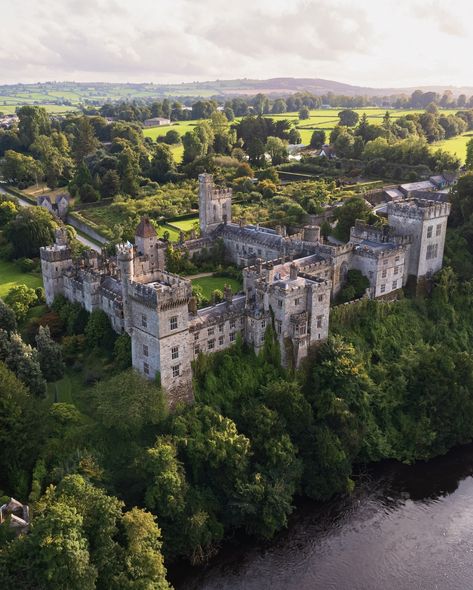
[0,259,43,299]
[191,275,242,299]
[434,132,473,162]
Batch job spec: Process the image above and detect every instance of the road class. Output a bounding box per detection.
[1,184,102,252]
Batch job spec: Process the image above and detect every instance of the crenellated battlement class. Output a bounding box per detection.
[388,199,451,221]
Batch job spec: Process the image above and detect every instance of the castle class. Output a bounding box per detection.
[40,174,451,405]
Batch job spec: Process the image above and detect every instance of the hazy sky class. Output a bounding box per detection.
[2,0,472,87]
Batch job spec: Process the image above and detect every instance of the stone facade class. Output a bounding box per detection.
[40,175,451,405]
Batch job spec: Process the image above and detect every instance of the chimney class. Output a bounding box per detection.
[290,262,298,281]
[224,284,233,303]
[256,258,262,273]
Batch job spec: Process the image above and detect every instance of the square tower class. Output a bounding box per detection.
[387,200,451,279]
[198,173,232,235]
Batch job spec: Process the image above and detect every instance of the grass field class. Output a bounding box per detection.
[435,132,473,162]
[0,259,43,298]
[143,107,465,162]
[191,275,242,299]
[0,104,79,115]
[168,216,199,232]
[46,372,83,405]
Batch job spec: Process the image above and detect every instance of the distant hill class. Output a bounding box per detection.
[169,77,473,97]
[1,78,473,107]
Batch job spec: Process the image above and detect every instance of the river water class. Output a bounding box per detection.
[173,443,473,590]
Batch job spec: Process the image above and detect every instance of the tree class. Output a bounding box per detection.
[5,284,38,322]
[334,196,373,241]
[100,169,121,198]
[90,370,166,438]
[271,99,287,114]
[79,183,99,203]
[31,132,74,188]
[85,309,116,349]
[163,129,180,144]
[299,105,310,120]
[36,325,65,382]
[0,199,18,226]
[0,299,17,333]
[466,138,473,171]
[265,136,288,165]
[182,131,204,164]
[113,332,132,370]
[0,361,43,496]
[1,331,46,397]
[1,501,97,590]
[338,109,359,127]
[72,117,99,163]
[310,129,326,149]
[149,143,175,182]
[17,105,51,148]
[5,206,56,258]
[288,128,302,144]
[2,150,43,186]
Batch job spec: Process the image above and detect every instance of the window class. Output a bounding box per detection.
[143,362,149,375]
[382,269,387,278]
[230,332,236,342]
[230,320,236,329]
[262,320,266,328]
[392,280,398,290]
[318,294,324,302]
[141,314,147,328]
[208,327,215,336]
[277,321,282,335]
[394,266,399,275]
[278,299,283,308]
[194,332,199,341]
[427,225,433,238]
[436,223,442,237]
[383,259,388,265]
[172,365,180,378]
[170,316,178,330]
[171,346,179,360]
[294,298,300,306]
[219,324,224,333]
[208,339,215,350]
[299,325,306,335]
[395,256,400,263]
[143,344,149,357]
[426,244,439,260]
[380,284,386,293]
[316,315,323,329]
[219,335,224,346]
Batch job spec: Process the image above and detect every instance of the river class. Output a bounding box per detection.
[173,443,473,590]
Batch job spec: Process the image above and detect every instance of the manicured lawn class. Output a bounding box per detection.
[168,216,199,232]
[0,259,43,299]
[191,275,242,299]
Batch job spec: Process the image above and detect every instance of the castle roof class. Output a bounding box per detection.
[135,216,157,238]
[221,223,284,249]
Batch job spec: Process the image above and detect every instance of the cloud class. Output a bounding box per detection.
[0,0,472,87]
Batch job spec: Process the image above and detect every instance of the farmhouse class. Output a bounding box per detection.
[143,117,171,127]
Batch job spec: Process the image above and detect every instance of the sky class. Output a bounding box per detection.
[1,0,472,88]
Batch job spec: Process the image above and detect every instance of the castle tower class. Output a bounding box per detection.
[116,242,135,333]
[40,228,73,305]
[126,273,194,405]
[135,216,166,270]
[198,173,232,235]
[387,200,451,280]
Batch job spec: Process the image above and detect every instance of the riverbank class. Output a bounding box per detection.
[173,442,473,590]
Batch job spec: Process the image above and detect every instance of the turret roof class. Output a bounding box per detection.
[135,216,157,238]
